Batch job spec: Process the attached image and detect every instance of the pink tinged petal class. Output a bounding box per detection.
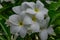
[21,2,35,9]
[23,16,32,25]
[39,29,48,40]
[12,6,22,15]
[9,14,20,25]
[31,22,40,32]
[10,25,21,34]
[19,27,27,38]
[26,8,36,14]
[47,25,55,35]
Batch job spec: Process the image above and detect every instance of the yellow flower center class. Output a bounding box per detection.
[32,16,36,22]
[19,21,23,26]
[34,8,39,12]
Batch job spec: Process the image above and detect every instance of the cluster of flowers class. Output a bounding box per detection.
[5,0,55,40]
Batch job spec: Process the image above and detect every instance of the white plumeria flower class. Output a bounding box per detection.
[24,0,48,21]
[0,4,3,9]
[6,14,33,38]
[0,0,15,3]
[12,0,49,35]
[12,0,48,21]
[39,25,55,40]
[12,5,40,35]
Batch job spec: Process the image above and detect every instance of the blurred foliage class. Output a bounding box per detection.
[0,0,60,40]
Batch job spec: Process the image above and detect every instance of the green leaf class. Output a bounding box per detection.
[0,18,11,40]
[49,13,60,24]
[48,2,60,10]
[56,38,60,40]
[0,36,6,40]
[55,26,60,34]
[0,23,11,40]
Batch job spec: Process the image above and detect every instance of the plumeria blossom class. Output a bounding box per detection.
[12,0,48,21]
[39,25,55,40]
[24,0,48,21]
[6,14,33,38]
[38,15,55,40]
[0,4,3,9]
[12,0,49,34]
[12,6,40,35]
[0,0,15,3]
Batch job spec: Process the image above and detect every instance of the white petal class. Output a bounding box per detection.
[39,29,48,40]
[36,0,44,8]
[23,16,32,25]
[39,20,47,28]
[41,8,48,15]
[26,8,36,14]
[0,4,3,9]
[45,16,50,24]
[21,2,35,9]
[31,22,40,32]
[47,25,55,35]
[10,25,21,34]
[9,14,20,25]
[19,27,27,38]
[36,13,44,20]
[12,6,21,15]
[39,16,50,28]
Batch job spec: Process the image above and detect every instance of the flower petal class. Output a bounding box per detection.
[26,8,36,14]
[39,20,47,28]
[41,8,48,15]
[39,29,48,40]
[45,16,50,24]
[19,27,27,38]
[21,2,35,9]
[36,0,44,9]
[10,25,21,34]
[47,25,55,35]
[23,16,32,25]
[31,22,40,32]
[39,16,50,28]
[12,6,21,15]
[36,13,44,20]
[9,14,20,25]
